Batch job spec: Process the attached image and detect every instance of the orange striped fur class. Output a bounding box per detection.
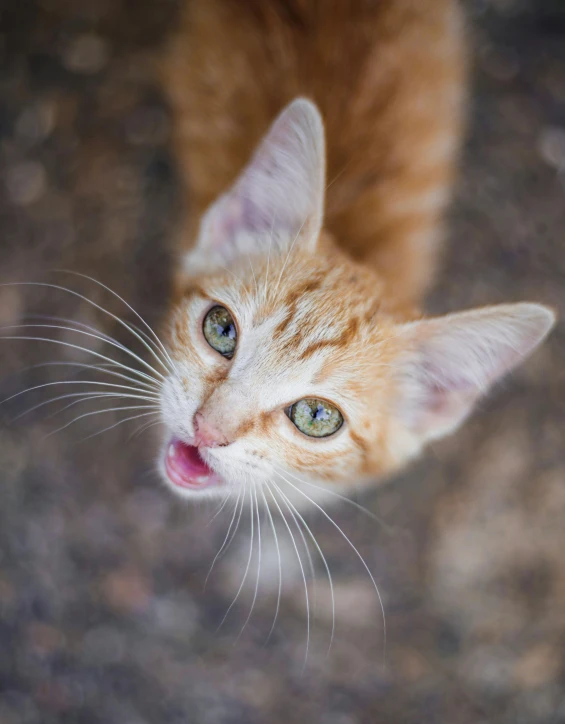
[157,0,555,503]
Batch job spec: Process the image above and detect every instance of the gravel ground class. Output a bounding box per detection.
[1,1,565,722]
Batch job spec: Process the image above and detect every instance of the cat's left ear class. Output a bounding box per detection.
[185,98,326,274]
[394,303,556,445]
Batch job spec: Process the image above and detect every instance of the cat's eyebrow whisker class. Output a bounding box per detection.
[266,482,310,670]
[263,212,276,307]
[236,485,262,642]
[50,270,178,374]
[260,486,282,645]
[272,216,308,303]
[276,472,387,665]
[204,488,244,590]
[217,485,254,633]
[271,478,336,655]
[43,403,160,440]
[0,323,166,383]
[0,335,162,388]
[247,254,260,300]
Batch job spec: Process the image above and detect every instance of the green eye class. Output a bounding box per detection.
[289,398,343,438]
[203,305,237,358]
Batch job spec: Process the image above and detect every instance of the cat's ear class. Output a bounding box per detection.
[186,98,326,274]
[395,303,555,444]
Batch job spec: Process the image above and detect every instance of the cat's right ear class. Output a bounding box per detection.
[184,98,326,275]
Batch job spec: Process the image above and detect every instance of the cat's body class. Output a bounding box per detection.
[157,0,554,504]
[164,0,466,309]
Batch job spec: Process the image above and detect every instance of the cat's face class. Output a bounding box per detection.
[157,99,554,505]
[159,243,409,504]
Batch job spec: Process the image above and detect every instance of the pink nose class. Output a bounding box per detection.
[192,412,230,448]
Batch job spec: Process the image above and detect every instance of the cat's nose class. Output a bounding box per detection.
[192,411,230,448]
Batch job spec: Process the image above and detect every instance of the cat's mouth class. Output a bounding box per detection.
[164,438,223,490]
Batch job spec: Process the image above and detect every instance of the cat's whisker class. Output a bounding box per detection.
[1,280,174,378]
[77,410,161,443]
[272,216,308,303]
[247,254,260,300]
[217,485,254,633]
[127,417,162,443]
[15,360,161,393]
[207,490,232,528]
[0,323,166,383]
[262,212,276,307]
[204,488,244,589]
[14,389,160,423]
[44,403,160,439]
[236,485,262,642]
[6,379,159,418]
[271,479,336,655]
[270,480,316,591]
[276,472,387,665]
[281,468,390,531]
[51,271,178,374]
[217,486,247,565]
[265,482,310,670]
[0,335,162,388]
[260,486,282,645]
[23,313,174,384]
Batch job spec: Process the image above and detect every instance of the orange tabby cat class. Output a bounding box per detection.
[157,0,555,505]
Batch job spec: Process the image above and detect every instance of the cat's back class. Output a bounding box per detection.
[164,0,466,304]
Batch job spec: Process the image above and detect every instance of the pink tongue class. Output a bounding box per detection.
[165,439,220,490]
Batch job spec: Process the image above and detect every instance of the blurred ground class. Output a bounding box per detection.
[1,1,565,722]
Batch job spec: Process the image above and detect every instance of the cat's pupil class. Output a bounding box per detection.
[214,322,235,339]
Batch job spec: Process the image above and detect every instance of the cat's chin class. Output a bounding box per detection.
[160,438,225,498]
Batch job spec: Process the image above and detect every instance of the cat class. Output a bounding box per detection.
[158,0,555,507]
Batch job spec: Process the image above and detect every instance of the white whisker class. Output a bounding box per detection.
[277,472,387,665]
[266,482,310,670]
[6,379,159,419]
[0,323,166,383]
[282,469,390,530]
[14,389,160,422]
[217,485,254,632]
[44,403,160,439]
[127,418,161,442]
[271,479,335,654]
[260,486,282,644]
[14,360,161,392]
[52,271,178,373]
[236,485,262,642]
[204,488,243,589]
[78,410,160,443]
[272,216,308,302]
[2,279,174,377]
[0,335,162,388]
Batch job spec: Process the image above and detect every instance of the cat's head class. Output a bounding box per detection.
[158,99,555,506]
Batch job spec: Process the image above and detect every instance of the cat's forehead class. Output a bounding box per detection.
[216,259,388,388]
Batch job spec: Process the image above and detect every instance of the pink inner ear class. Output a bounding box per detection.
[195,99,325,264]
[399,303,555,441]
[207,196,243,252]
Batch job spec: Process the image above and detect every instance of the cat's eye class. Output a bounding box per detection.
[203,305,237,358]
[288,398,343,438]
